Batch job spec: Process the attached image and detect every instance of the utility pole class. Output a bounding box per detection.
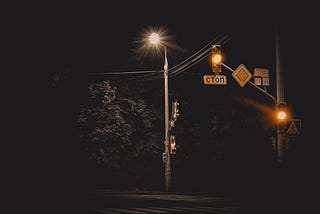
[222,28,287,164]
[164,47,171,191]
[148,32,171,191]
[276,25,286,164]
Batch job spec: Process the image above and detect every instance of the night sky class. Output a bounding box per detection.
[43,2,314,141]
[11,2,318,213]
[42,2,313,113]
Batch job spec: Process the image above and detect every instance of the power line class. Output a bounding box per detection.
[88,34,230,82]
[169,35,230,78]
[124,36,227,82]
[89,69,162,75]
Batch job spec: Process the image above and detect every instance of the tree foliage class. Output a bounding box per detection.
[77,80,162,167]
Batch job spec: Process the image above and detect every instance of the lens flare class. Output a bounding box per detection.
[149,33,160,45]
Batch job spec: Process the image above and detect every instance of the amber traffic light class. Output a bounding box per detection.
[211,45,222,73]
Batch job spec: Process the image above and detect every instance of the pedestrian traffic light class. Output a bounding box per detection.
[172,100,180,120]
[211,45,222,73]
[276,102,287,122]
[162,152,167,163]
[170,135,176,154]
[170,101,180,129]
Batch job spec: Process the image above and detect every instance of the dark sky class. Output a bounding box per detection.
[42,2,316,122]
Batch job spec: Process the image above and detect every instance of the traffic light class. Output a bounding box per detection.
[276,102,287,122]
[162,152,167,163]
[172,100,180,120]
[211,45,222,73]
[170,135,176,154]
[170,100,180,128]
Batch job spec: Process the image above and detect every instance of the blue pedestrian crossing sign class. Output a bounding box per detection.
[286,119,301,135]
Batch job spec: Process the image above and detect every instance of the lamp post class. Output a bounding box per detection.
[275,25,286,164]
[149,33,171,191]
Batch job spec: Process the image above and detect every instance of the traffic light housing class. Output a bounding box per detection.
[162,152,167,163]
[170,135,176,154]
[276,102,287,122]
[171,100,180,123]
[170,101,180,129]
[211,45,222,73]
[172,100,180,120]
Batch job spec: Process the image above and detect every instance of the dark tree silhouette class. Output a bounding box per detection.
[78,80,163,166]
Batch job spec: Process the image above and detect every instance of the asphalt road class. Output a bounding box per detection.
[88,190,240,214]
[81,187,314,214]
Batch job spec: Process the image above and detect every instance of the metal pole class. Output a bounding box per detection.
[276,24,285,164]
[164,46,171,191]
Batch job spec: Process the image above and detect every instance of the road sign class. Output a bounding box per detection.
[232,64,252,87]
[253,68,270,86]
[203,75,227,85]
[286,119,301,135]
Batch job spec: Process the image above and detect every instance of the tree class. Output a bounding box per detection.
[77,80,162,168]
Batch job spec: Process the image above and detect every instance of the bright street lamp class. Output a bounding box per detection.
[149,32,160,45]
[149,32,171,192]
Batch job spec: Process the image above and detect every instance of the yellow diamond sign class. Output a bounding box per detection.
[232,64,252,87]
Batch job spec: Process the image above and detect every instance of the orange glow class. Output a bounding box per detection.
[277,111,286,120]
[171,142,176,149]
[212,54,222,64]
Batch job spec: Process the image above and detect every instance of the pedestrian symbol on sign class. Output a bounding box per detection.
[286,119,301,135]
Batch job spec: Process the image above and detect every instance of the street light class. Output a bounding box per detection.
[149,32,160,45]
[149,32,171,192]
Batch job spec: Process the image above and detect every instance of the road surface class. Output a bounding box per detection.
[87,190,240,213]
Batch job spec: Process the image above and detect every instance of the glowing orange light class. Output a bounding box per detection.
[170,142,175,148]
[277,111,286,120]
[212,54,222,64]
